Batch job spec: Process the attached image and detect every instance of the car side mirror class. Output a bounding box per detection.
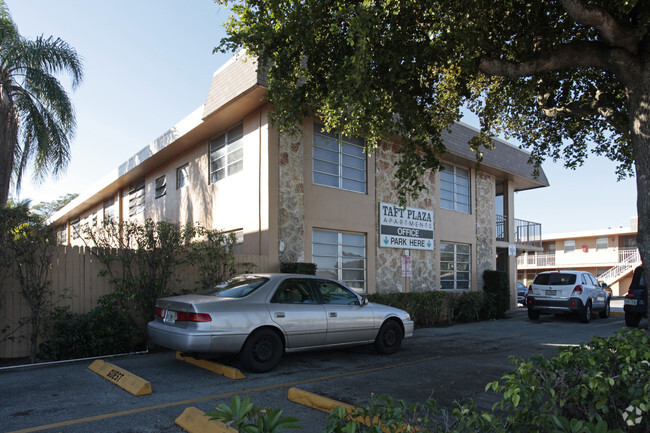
[360,297,369,306]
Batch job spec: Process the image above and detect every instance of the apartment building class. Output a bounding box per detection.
[517,217,640,295]
[51,53,549,308]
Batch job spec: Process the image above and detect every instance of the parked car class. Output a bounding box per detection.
[147,273,414,372]
[517,282,527,306]
[526,270,611,323]
[624,267,647,327]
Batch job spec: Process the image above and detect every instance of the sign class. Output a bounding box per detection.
[379,202,434,251]
[508,244,517,256]
[401,255,412,277]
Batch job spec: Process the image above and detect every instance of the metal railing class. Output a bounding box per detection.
[515,218,542,248]
[496,215,542,247]
[597,248,642,284]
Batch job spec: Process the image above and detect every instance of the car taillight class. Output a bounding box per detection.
[154,307,163,317]
[627,288,635,298]
[175,312,212,322]
[572,285,583,294]
[528,285,533,294]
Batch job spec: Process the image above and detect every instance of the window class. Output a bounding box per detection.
[58,225,67,245]
[103,197,116,222]
[209,123,243,183]
[440,163,471,213]
[547,243,556,254]
[128,180,145,217]
[176,164,189,189]
[564,240,575,253]
[155,175,166,198]
[312,229,366,291]
[440,242,471,289]
[271,279,318,304]
[70,217,80,240]
[314,280,360,305]
[313,123,366,193]
[596,237,608,251]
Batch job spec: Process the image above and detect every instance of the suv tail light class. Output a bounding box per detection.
[572,285,583,295]
[528,284,533,294]
[627,288,635,298]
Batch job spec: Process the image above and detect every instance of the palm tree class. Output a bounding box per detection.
[0,1,83,207]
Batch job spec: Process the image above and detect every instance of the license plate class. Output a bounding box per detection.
[164,310,177,323]
[624,299,638,306]
[545,290,557,296]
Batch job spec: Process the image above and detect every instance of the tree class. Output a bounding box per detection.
[218,0,649,296]
[0,200,58,363]
[0,1,83,207]
[31,192,78,220]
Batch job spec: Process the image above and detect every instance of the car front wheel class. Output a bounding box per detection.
[374,320,403,354]
[239,328,284,373]
[580,302,592,323]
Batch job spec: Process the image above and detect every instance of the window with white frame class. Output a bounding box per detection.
[155,175,166,198]
[209,123,243,183]
[312,229,366,291]
[564,240,575,253]
[440,162,471,213]
[312,123,366,193]
[128,180,145,217]
[177,164,189,189]
[596,237,608,251]
[440,242,471,290]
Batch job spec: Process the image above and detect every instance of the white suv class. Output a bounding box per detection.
[526,270,611,323]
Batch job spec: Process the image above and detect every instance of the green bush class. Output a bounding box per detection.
[39,296,138,361]
[324,329,650,433]
[483,270,510,319]
[280,262,317,275]
[488,328,650,432]
[368,289,500,327]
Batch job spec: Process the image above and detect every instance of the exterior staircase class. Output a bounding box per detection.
[597,249,642,285]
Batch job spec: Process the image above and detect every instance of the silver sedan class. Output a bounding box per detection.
[147,273,414,372]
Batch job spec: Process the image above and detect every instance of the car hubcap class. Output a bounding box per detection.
[254,338,273,361]
[384,328,397,346]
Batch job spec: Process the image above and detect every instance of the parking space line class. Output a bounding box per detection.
[7,355,443,433]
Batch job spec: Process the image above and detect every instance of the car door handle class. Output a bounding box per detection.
[274,312,286,318]
[329,312,337,318]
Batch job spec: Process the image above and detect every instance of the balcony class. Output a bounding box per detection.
[496,215,542,248]
[517,247,640,270]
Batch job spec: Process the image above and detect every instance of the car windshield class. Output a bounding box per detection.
[534,273,577,285]
[203,276,269,298]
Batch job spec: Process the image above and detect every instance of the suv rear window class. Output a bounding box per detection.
[534,273,577,285]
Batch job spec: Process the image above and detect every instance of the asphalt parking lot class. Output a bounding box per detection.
[0,308,637,433]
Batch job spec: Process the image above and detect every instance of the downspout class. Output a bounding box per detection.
[259,106,263,255]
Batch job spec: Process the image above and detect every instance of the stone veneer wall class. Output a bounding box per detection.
[278,131,305,263]
[375,142,437,293]
[475,171,496,287]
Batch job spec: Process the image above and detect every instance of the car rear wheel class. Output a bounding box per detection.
[599,300,610,319]
[580,302,592,323]
[239,328,283,373]
[527,308,540,320]
[625,312,642,327]
[374,320,403,354]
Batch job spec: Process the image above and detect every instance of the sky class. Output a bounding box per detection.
[7,0,639,236]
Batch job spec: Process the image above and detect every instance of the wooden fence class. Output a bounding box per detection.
[0,245,271,359]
